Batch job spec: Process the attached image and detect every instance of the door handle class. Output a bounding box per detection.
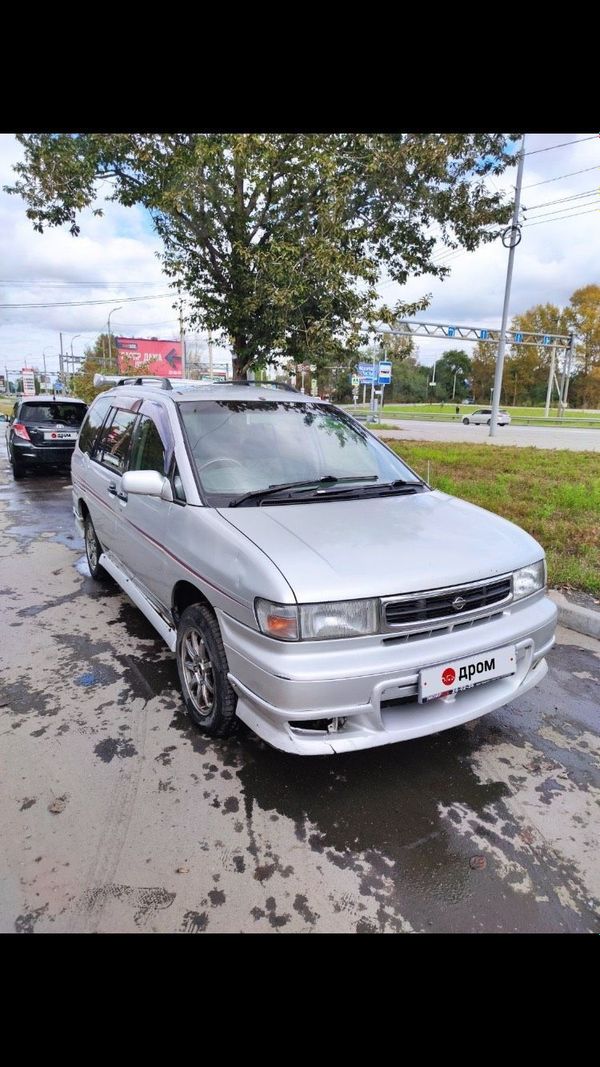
[108,482,128,501]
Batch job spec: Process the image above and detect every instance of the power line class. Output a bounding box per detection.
[523,134,598,156]
[523,186,600,211]
[522,164,600,189]
[523,196,600,221]
[523,206,600,228]
[0,280,167,288]
[0,292,174,309]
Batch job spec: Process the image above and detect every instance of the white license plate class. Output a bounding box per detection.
[43,431,77,440]
[418,645,516,703]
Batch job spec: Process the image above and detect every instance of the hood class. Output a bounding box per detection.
[218,491,543,602]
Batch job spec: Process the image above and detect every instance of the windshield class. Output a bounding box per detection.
[20,402,86,426]
[179,400,421,506]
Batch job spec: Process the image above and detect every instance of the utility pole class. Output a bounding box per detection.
[489,134,526,438]
[369,355,377,422]
[557,350,567,417]
[107,307,122,374]
[561,333,575,413]
[544,345,556,418]
[452,369,458,400]
[178,303,185,377]
[208,332,214,381]
[59,332,65,394]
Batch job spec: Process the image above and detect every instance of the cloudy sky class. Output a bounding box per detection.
[0,132,598,383]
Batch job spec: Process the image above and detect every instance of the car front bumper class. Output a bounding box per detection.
[220,593,556,755]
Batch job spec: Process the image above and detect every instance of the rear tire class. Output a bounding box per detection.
[176,604,238,738]
[84,514,108,581]
[462,417,470,425]
[11,456,25,479]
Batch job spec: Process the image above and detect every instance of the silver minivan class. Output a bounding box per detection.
[71,376,556,755]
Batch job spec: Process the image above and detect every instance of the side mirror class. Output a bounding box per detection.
[121,470,173,501]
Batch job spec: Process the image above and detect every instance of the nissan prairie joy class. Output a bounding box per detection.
[71,376,556,755]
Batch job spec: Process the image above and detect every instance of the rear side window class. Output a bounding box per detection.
[78,397,112,455]
[129,415,166,475]
[93,408,137,474]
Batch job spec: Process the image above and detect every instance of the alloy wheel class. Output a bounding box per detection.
[181,628,215,717]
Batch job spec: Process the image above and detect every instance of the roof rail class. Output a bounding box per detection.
[93,373,202,390]
[93,373,302,393]
[221,379,301,393]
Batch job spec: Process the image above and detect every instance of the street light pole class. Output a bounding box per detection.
[107,307,122,374]
[489,134,526,438]
[70,334,81,387]
[42,346,55,392]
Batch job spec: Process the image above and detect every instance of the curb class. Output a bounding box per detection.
[549,590,600,640]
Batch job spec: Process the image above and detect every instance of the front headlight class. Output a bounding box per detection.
[513,559,546,600]
[299,598,379,640]
[255,597,379,640]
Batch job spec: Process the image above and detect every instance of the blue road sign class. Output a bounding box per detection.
[377,360,392,385]
[357,361,376,385]
[543,335,551,345]
[479,329,489,339]
[447,327,456,337]
[514,332,523,343]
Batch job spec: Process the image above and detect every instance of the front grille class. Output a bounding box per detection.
[384,576,512,629]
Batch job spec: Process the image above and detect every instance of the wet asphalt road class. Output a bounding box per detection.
[1,447,599,933]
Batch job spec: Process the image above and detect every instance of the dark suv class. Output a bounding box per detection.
[6,395,88,479]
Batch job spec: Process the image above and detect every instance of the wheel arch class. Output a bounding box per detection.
[172,580,215,626]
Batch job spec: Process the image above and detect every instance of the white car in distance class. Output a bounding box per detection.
[463,408,511,426]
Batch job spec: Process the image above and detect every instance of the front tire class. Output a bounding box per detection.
[462,417,470,425]
[84,514,108,581]
[176,604,237,737]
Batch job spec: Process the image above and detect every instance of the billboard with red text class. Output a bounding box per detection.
[116,337,182,378]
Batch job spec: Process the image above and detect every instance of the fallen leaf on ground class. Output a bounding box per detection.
[469,855,487,870]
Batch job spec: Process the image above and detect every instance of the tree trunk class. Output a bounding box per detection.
[231,334,249,380]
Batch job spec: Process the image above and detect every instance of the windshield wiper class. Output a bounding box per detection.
[229,475,378,508]
[293,478,423,501]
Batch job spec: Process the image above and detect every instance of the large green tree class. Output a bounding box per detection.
[433,349,472,400]
[471,341,496,403]
[507,302,568,406]
[7,133,517,378]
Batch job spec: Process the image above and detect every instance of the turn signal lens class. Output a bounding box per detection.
[13,422,30,441]
[255,599,299,641]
